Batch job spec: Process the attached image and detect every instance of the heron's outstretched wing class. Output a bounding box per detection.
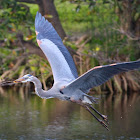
[35,12,78,82]
[62,61,140,94]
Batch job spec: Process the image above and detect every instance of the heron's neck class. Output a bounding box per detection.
[32,77,42,89]
[32,76,52,99]
[32,77,43,96]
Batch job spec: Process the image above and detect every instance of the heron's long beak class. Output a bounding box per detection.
[13,77,25,83]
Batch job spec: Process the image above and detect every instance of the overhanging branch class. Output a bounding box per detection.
[112,28,140,41]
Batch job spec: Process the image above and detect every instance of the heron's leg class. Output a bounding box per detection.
[69,99,109,130]
[89,105,108,123]
[85,106,109,131]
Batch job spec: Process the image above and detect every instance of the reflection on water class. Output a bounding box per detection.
[0,88,140,140]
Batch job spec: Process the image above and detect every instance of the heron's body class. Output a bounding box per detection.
[32,76,92,104]
[33,77,68,100]
[14,12,140,130]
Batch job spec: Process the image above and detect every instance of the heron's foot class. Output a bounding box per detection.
[99,119,109,131]
[85,106,109,131]
[102,115,109,124]
[89,105,109,124]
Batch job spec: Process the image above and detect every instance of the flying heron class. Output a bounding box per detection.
[14,12,140,130]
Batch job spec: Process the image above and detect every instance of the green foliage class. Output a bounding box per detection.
[57,0,139,61]
[0,0,34,40]
[56,1,93,33]
[0,0,38,78]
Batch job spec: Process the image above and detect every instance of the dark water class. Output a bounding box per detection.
[0,88,140,140]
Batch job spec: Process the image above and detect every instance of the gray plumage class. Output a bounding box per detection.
[35,12,78,79]
[13,12,140,131]
[62,61,140,95]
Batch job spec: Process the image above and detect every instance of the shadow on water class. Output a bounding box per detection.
[0,87,140,140]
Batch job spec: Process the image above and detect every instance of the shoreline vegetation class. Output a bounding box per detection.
[0,0,140,93]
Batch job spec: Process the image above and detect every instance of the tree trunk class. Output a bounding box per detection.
[116,0,140,38]
[115,0,140,58]
[36,0,66,39]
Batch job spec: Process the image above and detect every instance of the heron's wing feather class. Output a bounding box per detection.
[62,61,140,94]
[35,12,78,82]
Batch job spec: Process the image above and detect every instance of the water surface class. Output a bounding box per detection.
[0,88,140,140]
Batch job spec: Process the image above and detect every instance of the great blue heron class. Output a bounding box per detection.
[14,12,140,130]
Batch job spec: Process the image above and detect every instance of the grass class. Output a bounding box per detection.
[55,0,118,36]
[55,1,93,34]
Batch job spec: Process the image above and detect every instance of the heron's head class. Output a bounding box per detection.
[13,74,34,83]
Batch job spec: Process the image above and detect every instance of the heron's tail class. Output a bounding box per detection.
[82,95,99,104]
[87,95,99,104]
